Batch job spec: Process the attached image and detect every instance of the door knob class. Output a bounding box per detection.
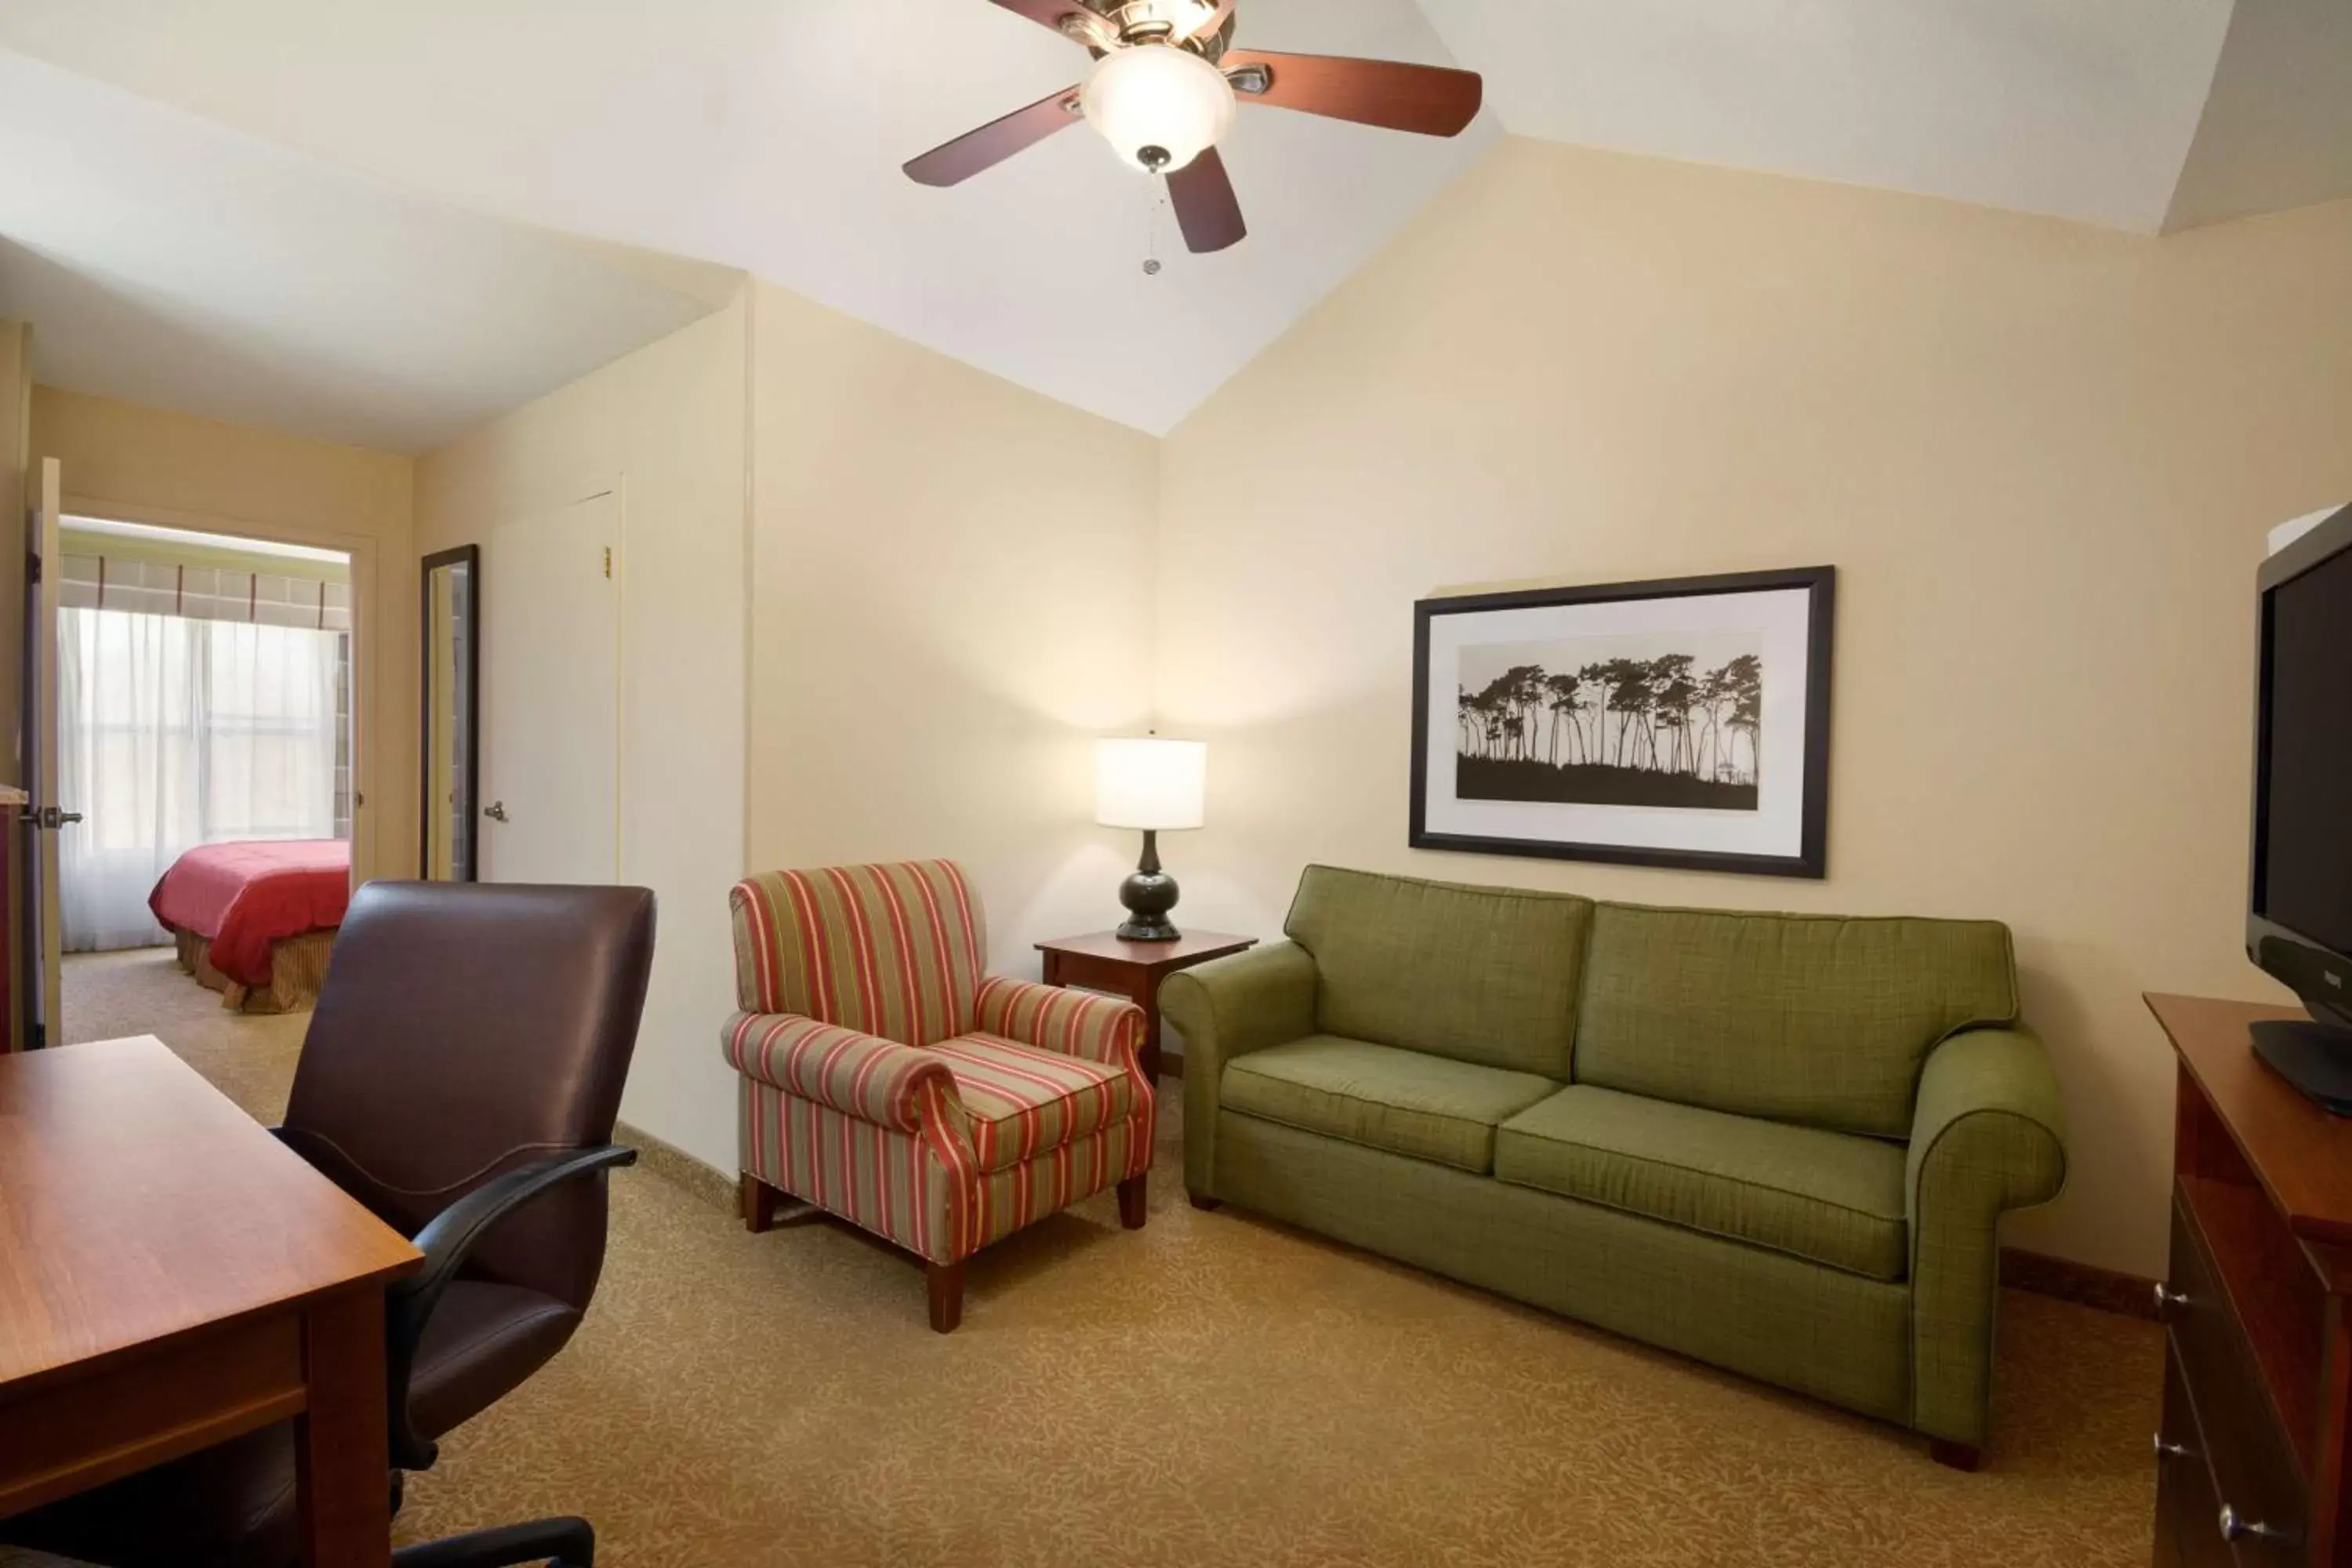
[2154,1434,2191,1460]
[2220,1504,2290,1544]
[484,800,509,822]
[2154,1283,2189,1314]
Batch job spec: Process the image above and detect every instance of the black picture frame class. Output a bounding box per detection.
[419,544,481,882]
[1410,565,1836,879]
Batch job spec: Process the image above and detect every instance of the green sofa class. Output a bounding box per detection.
[1160,866,2067,1466]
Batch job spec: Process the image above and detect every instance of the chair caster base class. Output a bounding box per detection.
[393,1516,593,1567]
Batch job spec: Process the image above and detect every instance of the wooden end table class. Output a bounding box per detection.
[1036,930,1258,1083]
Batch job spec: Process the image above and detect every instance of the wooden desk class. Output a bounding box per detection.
[0,1036,422,1566]
[2145,993,2352,1568]
[1036,930,1259,1083]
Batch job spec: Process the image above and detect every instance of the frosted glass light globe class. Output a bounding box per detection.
[1081,44,1237,175]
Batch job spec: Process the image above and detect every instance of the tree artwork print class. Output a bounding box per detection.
[1452,631,1764,811]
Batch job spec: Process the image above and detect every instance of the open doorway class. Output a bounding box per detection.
[54,514,358,1033]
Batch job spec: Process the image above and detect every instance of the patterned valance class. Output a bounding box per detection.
[61,554,353,631]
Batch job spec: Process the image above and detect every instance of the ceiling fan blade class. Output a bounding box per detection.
[1167,147,1246,253]
[904,86,1083,187]
[988,0,1112,47]
[1221,49,1483,137]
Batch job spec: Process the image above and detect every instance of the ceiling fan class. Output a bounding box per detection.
[904,0,1483,254]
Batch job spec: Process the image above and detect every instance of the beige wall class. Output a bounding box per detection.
[1156,138,2352,1277]
[417,294,749,1172]
[746,281,1159,982]
[29,386,416,880]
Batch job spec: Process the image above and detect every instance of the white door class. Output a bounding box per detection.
[477,490,619,885]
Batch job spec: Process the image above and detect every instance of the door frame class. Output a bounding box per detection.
[54,493,389,886]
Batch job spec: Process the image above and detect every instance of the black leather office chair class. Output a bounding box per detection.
[3,881,657,1568]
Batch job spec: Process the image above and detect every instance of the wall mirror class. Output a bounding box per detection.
[420,545,480,880]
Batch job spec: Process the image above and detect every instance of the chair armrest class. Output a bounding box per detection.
[1906,1025,2067,1446]
[724,1011,960,1133]
[974,975,1145,1073]
[387,1145,636,1469]
[1159,941,1319,1195]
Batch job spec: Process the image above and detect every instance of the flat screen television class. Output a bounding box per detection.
[2249,501,2352,1112]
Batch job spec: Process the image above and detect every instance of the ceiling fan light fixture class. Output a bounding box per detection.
[1081,42,1236,176]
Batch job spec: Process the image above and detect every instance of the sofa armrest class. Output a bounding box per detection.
[1905,1026,2068,1447]
[1160,940,1319,1196]
[973,975,1146,1075]
[724,1011,960,1134]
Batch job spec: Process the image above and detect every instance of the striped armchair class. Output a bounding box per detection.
[724,859,1154,1331]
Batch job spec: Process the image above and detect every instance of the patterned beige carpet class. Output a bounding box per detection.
[38,948,2161,1566]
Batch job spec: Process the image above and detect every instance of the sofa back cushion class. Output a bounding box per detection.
[1572,903,2018,1138]
[1283,866,1593,1077]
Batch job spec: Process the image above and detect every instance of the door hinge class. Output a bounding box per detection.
[603,546,612,579]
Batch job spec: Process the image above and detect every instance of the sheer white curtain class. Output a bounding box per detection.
[59,608,343,951]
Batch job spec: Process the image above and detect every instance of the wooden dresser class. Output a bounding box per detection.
[2147,993,2352,1567]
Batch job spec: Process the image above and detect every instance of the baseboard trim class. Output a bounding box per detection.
[616,1118,736,1215]
[2000,1246,2158,1320]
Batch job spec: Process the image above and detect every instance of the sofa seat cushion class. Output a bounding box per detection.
[1494,1086,1908,1280]
[929,1033,1136,1173]
[1222,1035,1560,1174]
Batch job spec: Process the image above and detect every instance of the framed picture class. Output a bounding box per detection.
[1410,566,1835,879]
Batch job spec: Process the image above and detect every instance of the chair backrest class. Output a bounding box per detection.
[729,859,985,1047]
[281,880,656,1309]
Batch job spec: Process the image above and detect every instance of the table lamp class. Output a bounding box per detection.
[1095,736,1207,942]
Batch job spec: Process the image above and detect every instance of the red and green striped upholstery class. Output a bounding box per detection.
[731,860,985,1047]
[726,859,1153,1270]
[974,975,1145,1071]
[930,1033,1135,1173]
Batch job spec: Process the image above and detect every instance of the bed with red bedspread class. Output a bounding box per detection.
[149,840,350,1012]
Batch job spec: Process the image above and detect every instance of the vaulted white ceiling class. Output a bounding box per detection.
[0,48,735,453]
[0,0,2343,452]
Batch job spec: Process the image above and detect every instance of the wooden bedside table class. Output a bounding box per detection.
[1036,930,1258,1083]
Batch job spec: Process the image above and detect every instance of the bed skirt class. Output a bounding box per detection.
[173,927,338,1014]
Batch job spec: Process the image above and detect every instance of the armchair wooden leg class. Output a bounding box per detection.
[927,1261,966,1334]
[1187,1191,1221,1212]
[739,1172,784,1234]
[1929,1439,1981,1472]
[1117,1174,1147,1230]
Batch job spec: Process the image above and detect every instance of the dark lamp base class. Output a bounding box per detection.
[1116,829,1181,943]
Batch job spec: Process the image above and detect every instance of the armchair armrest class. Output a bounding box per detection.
[1159,940,1319,1196]
[974,975,1145,1073]
[724,1011,960,1133]
[1905,1026,2067,1447]
[387,1144,637,1470]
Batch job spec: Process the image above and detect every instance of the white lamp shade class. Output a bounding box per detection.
[1081,44,1236,175]
[1095,738,1207,831]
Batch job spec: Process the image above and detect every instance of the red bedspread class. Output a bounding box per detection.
[149,840,351,988]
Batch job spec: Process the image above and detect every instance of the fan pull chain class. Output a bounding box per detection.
[1142,179,1167,277]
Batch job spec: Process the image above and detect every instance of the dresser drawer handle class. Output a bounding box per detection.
[2220,1504,2292,1544]
[2155,1283,2190,1314]
[2154,1434,2192,1459]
